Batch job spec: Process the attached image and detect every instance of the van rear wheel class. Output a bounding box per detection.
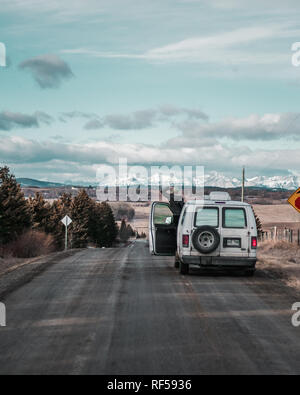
[174,252,180,268]
[179,260,189,275]
[244,269,255,277]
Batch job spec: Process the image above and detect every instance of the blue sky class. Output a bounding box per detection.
[1,0,300,183]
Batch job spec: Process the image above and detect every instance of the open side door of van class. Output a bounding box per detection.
[149,202,177,255]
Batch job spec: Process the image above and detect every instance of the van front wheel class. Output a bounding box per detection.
[179,260,189,275]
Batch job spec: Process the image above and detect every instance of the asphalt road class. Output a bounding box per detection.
[0,240,300,375]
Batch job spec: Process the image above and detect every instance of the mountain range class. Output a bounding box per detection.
[17,172,300,190]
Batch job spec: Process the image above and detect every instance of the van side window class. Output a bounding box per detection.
[153,203,174,225]
[194,207,219,227]
[223,208,247,228]
[181,208,187,225]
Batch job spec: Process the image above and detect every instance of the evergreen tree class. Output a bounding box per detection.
[48,199,65,249]
[28,192,52,233]
[255,212,263,238]
[89,202,117,247]
[119,219,129,242]
[60,193,73,214]
[126,224,134,237]
[98,202,118,247]
[71,189,92,248]
[46,193,76,250]
[89,202,105,247]
[0,166,31,245]
[252,206,263,238]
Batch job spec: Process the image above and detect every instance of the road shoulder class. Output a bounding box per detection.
[0,249,82,300]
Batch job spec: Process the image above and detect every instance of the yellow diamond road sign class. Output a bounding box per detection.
[287,188,300,214]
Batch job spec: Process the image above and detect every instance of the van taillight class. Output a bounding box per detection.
[251,237,257,249]
[182,235,189,248]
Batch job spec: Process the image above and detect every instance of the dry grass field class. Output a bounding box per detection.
[129,203,151,235]
[257,240,300,290]
[253,204,300,232]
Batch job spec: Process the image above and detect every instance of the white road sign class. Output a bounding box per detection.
[61,215,72,227]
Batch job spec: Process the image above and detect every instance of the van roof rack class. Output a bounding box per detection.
[208,191,231,201]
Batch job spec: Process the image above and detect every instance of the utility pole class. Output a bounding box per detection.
[241,166,245,202]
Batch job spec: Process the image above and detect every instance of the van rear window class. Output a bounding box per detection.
[194,207,219,227]
[223,208,247,228]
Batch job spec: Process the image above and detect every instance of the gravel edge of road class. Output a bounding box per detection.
[256,259,300,299]
[0,249,83,300]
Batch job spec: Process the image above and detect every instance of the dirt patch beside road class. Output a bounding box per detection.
[0,256,28,277]
[257,241,300,290]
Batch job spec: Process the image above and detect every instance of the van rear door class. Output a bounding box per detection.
[221,206,249,257]
[149,202,177,255]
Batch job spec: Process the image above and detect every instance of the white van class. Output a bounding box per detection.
[149,192,257,275]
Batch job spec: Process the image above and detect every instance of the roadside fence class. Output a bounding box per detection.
[259,227,300,245]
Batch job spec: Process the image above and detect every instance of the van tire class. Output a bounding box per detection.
[192,225,220,254]
[244,269,255,277]
[174,253,180,269]
[179,260,189,275]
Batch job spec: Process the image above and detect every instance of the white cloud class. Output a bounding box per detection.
[1,134,299,183]
[104,109,157,130]
[58,106,209,131]
[62,24,298,66]
[202,0,300,10]
[170,112,300,145]
[19,54,74,89]
[0,0,106,21]
[0,110,53,130]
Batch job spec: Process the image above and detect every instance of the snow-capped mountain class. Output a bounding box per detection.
[203,172,299,190]
[204,172,241,188]
[96,170,299,190]
[245,175,299,190]
[18,172,300,190]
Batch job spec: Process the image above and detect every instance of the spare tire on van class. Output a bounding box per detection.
[192,225,220,254]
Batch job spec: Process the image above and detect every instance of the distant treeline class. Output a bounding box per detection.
[204,186,291,202]
[110,202,135,221]
[0,166,118,257]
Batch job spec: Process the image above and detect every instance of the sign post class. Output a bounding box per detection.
[61,215,72,250]
[241,166,245,202]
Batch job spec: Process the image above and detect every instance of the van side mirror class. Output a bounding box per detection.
[165,216,173,225]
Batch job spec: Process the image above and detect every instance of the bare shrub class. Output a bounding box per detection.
[259,240,298,253]
[2,230,55,258]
